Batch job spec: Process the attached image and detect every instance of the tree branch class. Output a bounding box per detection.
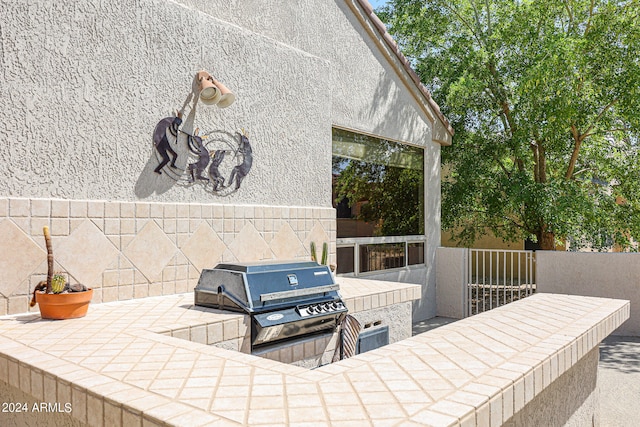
[532,130,547,183]
[531,142,540,183]
[566,100,619,180]
[439,1,486,49]
[583,99,619,137]
[485,0,492,36]
[572,167,591,177]
[539,143,547,183]
[470,1,483,33]
[493,154,511,178]
[585,0,595,34]
[564,0,574,26]
[468,208,526,231]
[485,61,517,137]
[566,124,582,180]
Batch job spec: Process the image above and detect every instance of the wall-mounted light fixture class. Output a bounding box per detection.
[197,71,235,108]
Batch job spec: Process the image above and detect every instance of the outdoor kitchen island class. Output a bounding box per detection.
[0,280,629,427]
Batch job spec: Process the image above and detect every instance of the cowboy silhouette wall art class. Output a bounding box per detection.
[151,71,253,195]
[152,116,254,195]
[153,111,183,175]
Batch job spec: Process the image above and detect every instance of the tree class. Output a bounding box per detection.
[378,0,640,250]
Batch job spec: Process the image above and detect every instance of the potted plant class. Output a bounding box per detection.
[29,226,93,320]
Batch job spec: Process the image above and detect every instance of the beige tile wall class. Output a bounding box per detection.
[0,197,336,316]
[158,315,339,368]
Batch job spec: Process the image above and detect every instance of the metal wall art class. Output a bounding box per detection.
[151,71,253,196]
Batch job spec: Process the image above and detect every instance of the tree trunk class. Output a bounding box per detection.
[537,229,556,250]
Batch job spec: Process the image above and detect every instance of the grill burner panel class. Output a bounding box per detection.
[298,301,346,317]
[194,260,347,350]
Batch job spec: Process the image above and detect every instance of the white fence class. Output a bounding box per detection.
[438,248,638,335]
[436,247,536,319]
[465,249,536,317]
[536,251,639,336]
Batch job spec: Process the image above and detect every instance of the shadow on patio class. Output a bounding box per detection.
[599,335,640,374]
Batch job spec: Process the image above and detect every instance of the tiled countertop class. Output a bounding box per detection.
[0,279,629,427]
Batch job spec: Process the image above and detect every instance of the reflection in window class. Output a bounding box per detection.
[408,242,425,265]
[336,246,355,274]
[332,128,424,238]
[360,243,405,273]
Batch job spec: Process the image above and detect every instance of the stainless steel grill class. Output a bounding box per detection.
[194,260,347,351]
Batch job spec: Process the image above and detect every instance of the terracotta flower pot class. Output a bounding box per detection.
[35,289,93,320]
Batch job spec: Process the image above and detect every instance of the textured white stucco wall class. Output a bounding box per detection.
[1,0,448,318]
[504,346,600,427]
[175,0,438,146]
[435,247,467,319]
[537,251,640,336]
[1,0,443,207]
[1,0,331,207]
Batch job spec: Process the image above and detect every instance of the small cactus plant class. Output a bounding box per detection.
[321,242,328,266]
[310,241,336,273]
[44,225,54,293]
[51,274,66,294]
[29,226,92,319]
[310,242,329,265]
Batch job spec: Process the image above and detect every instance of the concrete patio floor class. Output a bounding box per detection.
[598,335,640,426]
[413,318,640,426]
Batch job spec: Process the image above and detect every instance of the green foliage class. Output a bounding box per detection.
[379,0,640,250]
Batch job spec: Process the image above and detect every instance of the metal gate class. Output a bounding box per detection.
[464,249,536,317]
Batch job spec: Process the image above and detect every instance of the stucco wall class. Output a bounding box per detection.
[537,251,640,336]
[435,247,466,319]
[175,0,440,146]
[1,0,446,316]
[504,346,600,427]
[1,0,331,207]
[420,141,442,320]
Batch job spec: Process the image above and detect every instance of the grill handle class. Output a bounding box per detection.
[217,286,223,310]
[259,284,340,302]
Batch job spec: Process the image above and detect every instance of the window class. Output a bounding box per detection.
[332,128,424,237]
[332,128,425,274]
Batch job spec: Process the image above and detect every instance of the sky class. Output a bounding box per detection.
[368,0,389,9]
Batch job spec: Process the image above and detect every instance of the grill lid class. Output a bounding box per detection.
[195,260,340,313]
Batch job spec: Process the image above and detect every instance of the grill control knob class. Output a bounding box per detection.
[307,306,315,314]
[330,302,338,310]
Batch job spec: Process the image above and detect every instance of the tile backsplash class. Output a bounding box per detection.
[0,198,335,316]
